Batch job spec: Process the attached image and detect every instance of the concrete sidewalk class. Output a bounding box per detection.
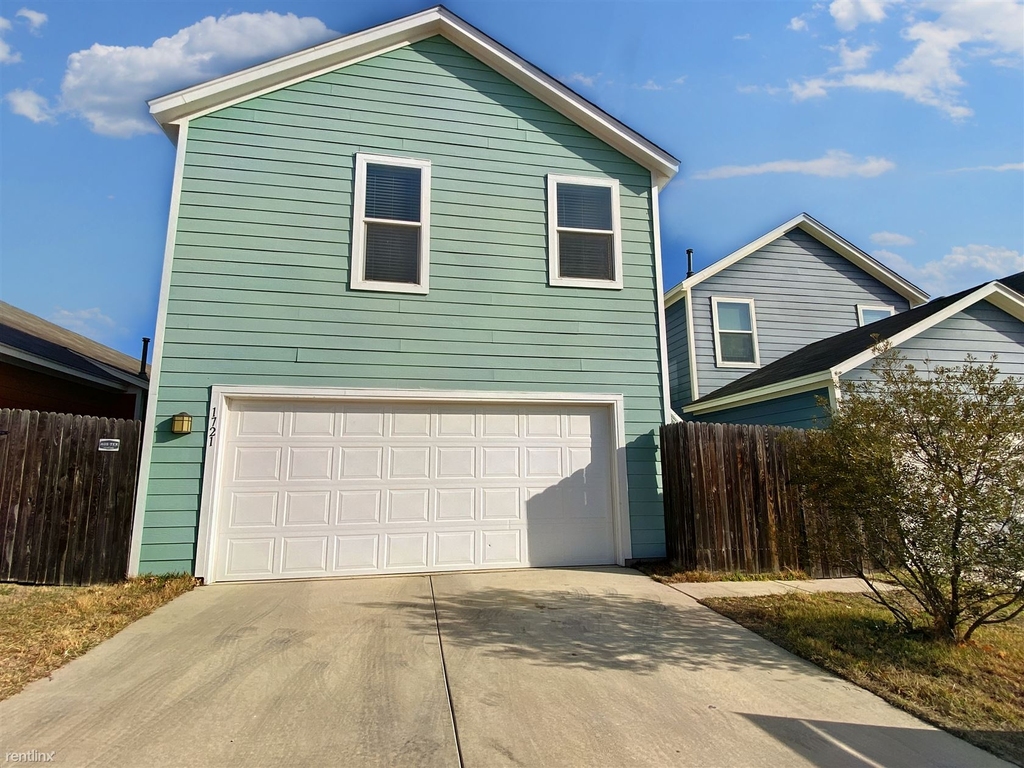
[663,575,889,601]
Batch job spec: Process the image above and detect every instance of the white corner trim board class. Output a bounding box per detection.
[650,175,672,423]
[128,122,190,578]
[192,387,634,582]
[147,7,678,184]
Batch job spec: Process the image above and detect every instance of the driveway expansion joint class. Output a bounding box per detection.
[429,575,464,768]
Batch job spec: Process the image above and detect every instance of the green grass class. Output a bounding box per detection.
[638,561,809,584]
[0,575,197,701]
[704,592,1024,766]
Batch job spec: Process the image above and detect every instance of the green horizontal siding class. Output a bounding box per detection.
[141,36,666,573]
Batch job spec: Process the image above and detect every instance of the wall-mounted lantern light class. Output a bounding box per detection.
[170,412,193,435]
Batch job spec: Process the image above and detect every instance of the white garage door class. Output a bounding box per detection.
[210,399,617,582]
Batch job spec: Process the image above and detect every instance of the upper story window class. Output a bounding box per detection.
[350,153,431,294]
[711,297,760,368]
[858,304,895,326]
[546,174,623,289]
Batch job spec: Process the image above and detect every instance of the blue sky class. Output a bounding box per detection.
[1,0,1022,357]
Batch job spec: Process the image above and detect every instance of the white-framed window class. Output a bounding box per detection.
[546,174,623,289]
[711,297,760,368]
[350,153,431,294]
[857,304,895,326]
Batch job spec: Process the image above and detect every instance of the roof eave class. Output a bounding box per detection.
[147,6,679,182]
[664,212,930,308]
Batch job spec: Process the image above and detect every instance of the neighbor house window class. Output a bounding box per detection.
[546,174,623,289]
[350,153,431,294]
[858,304,895,326]
[711,297,760,367]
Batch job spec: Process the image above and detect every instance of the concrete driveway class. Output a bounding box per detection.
[0,568,1008,768]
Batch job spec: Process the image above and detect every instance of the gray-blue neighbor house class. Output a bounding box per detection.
[664,213,930,417]
[682,271,1024,428]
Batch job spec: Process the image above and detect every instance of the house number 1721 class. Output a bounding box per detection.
[208,407,218,447]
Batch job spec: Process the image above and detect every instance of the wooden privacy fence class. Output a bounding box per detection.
[660,420,842,577]
[0,409,142,585]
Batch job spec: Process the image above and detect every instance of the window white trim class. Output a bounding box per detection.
[711,296,760,369]
[546,174,623,290]
[350,153,431,295]
[857,303,895,326]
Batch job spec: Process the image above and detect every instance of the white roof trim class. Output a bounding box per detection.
[148,6,679,185]
[686,281,1024,414]
[682,371,833,416]
[664,213,930,308]
[833,282,1024,376]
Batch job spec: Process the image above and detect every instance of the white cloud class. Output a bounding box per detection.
[0,16,21,64]
[827,39,878,72]
[640,79,664,91]
[15,8,47,32]
[49,307,118,341]
[949,162,1024,173]
[875,244,1024,295]
[564,72,599,88]
[8,12,336,137]
[734,33,752,40]
[673,76,688,85]
[829,0,897,31]
[5,88,54,122]
[871,231,916,246]
[737,83,785,95]
[692,149,896,180]
[789,17,809,31]
[793,2,1024,119]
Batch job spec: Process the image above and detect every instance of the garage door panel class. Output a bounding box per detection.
[340,447,383,479]
[213,400,616,581]
[283,491,331,526]
[287,447,334,481]
[233,446,281,482]
[335,534,379,570]
[436,488,475,521]
[281,536,329,574]
[339,490,381,523]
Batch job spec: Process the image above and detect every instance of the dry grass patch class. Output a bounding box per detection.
[0,575,197,701]
[704,592,1024,766]
[639,562,809,584]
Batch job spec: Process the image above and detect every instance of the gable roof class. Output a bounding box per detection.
[0,301,149,389]
[664,213,930,308]
[148,5,679,186]
[684,271,1024,414]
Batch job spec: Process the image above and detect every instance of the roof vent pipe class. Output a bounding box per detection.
[139,337,151,377]
[686,249,694,278]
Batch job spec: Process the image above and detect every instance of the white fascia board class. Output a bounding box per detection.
[664,212,930,309]
[682,371,833,416]
[148,7,679,183]
[832,282,1024,377]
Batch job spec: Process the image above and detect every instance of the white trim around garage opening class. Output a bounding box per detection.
[193,387,634,583]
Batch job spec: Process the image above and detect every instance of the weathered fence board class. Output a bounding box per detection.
[660,420,843,577]
[0,409,141,585]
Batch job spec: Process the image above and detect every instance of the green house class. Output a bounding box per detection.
[129,6,679,583]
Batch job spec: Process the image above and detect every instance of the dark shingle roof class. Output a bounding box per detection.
[0,302,149,388]
[692,271,1024,407]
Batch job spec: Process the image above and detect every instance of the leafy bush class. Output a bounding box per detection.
[795,347,1024,642]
